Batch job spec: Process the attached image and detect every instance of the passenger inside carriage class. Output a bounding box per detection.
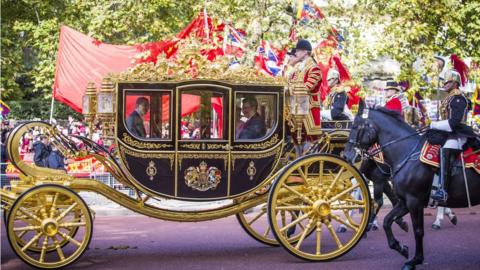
[236,97,267,140]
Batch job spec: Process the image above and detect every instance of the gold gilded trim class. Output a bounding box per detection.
[236,134,279,150]
[122,133,171,149]
[231,146,282,170]
[178,153,228,170]
[181,144,201,150]
[119,145,175,170]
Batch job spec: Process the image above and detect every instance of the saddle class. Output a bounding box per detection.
[420,142,480,175]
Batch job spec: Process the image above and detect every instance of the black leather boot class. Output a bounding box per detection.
[431,148,460,203]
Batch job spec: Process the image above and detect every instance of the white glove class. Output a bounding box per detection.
[430,120,452,132]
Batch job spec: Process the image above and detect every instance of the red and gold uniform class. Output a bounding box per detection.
[287,57,323,136]
[385,94,403,115]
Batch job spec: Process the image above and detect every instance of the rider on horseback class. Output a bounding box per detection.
[429,69,476,203]
[321,69,353,121]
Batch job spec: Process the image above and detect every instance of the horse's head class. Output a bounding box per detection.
[343,102,378,163]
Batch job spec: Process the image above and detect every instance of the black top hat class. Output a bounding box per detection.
[287,48,296,56]
[385,80,401,91]
[295,39,312,52]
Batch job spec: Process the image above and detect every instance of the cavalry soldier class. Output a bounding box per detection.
[429,69,477,203]
[321,69,352,121]
[383,80,403,115]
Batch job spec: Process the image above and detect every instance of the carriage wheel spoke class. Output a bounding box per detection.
[59,222,86,228]
[247,209,266,226]
[18,207,42,223]
[326,220,343,248]
[21,232,43,252]
[52,236,65,260]
[281,184,314,205]
[318,160,324,182]
[279,211,312,233]
[331,204,366,210]
[325,167,345,197]
[344,198,366,205]
[331,213,359,232]
[17,230,28,239]
[295,218,315,250]
[296,167,308,182]
[50,192,59,218]
[13,225,42,232]
[263,226,271,238]
[39,236,49,263]
[274,205,308,211]
[58,231,81,247]
[289,211,306,231]
[316,220,322,255]
[55,202,78,222]
[327,183,360,203]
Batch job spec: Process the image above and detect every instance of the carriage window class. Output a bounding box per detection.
[235,93,277,141]
[180,90,225,140]
[125,92,171,139]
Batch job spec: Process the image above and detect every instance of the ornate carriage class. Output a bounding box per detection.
[1,57,370,269]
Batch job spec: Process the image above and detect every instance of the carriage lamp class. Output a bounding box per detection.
[97,77,116,140]
[288,83,310,145]
[83,82,97,138]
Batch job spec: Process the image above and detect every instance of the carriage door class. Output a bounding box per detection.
[176,84,231,200]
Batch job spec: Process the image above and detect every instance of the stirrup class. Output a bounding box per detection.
[431,189,448,204]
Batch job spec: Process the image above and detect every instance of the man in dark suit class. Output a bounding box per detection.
[237,97,266,139]
[127,97,149,138]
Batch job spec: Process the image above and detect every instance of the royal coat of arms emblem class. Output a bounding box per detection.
[184,161,222,191]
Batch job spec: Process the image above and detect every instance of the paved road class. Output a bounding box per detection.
[2,206,480,270]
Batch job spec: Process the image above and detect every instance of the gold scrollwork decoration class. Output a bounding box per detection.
[181,144,201,150]
[235,134,279,150]
[122,133,171,149]
[178,153,228,170]
[119,146,174,170]
[231,146,282,170]
[207,144,224,150]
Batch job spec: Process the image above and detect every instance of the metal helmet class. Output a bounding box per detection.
[327,69,340,81]
[443,69,462,85]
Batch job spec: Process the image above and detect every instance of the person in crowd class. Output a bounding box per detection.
[47,145,66,171]
[33,135,51,167]
[126,97,149,138]
[236,97,266,139]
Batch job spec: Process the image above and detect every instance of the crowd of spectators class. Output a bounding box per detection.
[1,116,105,172]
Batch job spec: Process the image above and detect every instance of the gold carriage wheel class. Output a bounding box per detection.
[236,201,315,247]
[268,154,370,261]
[7,184,92,269]
[11,203,81,253]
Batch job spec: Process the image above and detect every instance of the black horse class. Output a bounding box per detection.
[360,158,408,232]
[344,106,480,270]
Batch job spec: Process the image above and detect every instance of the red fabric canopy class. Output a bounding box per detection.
[53,25,147,112]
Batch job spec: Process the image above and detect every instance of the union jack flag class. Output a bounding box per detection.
[223,24,246,57]
[255,41,285,77]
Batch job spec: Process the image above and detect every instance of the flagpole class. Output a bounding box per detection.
[49,94,54,124]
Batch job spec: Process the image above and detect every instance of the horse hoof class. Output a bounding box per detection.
[366,223,372,232]
[286,227,296,238]
[450,215,457,225]
[432,224,441,230]
[400,245,409,259]
[397,220,409,232]
[401,264,415,270]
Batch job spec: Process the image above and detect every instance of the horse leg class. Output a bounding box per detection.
[367,180,384,231]
[384,182,409,232]
[403,197,425,270]
[384,202,409,259]
[432,207,444,230]
[445,207,457,225]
